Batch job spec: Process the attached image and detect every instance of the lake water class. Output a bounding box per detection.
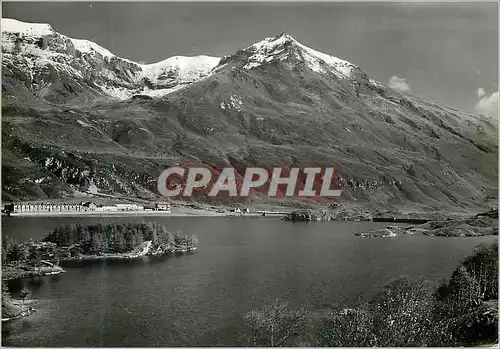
[2,215,497,347]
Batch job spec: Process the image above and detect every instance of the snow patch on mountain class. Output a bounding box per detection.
[77,119,92,127]
[242,33,357,78]
[295,41,354,77]
[243,35,291,70]
[70,38,115,59]
[1,18,54,37]
[220,95,243,111]
[141,85,187,97]
[141,55,220,86]
[94,83,135,100]
[369,79,385,88]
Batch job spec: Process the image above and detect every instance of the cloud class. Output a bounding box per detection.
[474,90,498,118]
[388,76,411,93]
[476,88,486,98]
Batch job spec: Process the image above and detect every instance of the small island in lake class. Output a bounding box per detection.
[2,222,197,321]
[42,222,198,259]
[282,206,373,222]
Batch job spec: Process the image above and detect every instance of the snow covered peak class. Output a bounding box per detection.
[249,32,298,51]
[242,32,357,78]
[239,34,296,70]
[2,17,117,61]
[1,18,55,37]
[143,55,220,70]
[1,18,221,100]
[141,55,220,85]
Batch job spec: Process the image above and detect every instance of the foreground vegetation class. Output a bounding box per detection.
[1,284,35,321]
[242,242,498,347]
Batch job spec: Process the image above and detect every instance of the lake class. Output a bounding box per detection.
[2,215,497,346]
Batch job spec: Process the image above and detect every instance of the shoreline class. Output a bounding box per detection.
[2,264,66,281]
[1,304,36,323]
[3,210,287,218]
[59,249,195,263]
[2,248,194,281]
[4,210,226,218]
[2,239,194,282]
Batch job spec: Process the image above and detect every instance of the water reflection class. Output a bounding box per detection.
[2,216,497,347]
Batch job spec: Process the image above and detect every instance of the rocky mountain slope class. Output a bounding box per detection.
[2,19,497,211]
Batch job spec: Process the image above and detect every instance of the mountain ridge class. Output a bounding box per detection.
[1,18,221,102]
[1,18,376,104]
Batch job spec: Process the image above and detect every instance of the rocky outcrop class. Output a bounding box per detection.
[283,206,374,222]
[2,298,36,322]
[354,210,498,238]
[283,209,334,222]
[410,215,498,237]
[2,263,65,281]
[354,227,401,238]
[476,209,498,219]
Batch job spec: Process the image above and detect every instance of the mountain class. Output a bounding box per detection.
[2,20,497,211]
[1,18,220,104]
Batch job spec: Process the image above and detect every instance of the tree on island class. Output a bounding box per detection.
[42,222,197,256]
[27,247,42,267]
[20,288,30,305]
[2,236,25,264]
[2,235,16,263]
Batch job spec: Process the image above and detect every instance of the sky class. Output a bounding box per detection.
[2,2,498,116]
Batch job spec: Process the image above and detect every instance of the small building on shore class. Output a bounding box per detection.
[155,202,171,212]
[95,205,117,212]
[115,203,144,211]
[7,200,152,214]
[81,202,97,211]
[12,203,85,213]
[60,245,83,258]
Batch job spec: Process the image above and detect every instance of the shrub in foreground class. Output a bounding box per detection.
[243,298,312,347]
[246,242,498,347]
